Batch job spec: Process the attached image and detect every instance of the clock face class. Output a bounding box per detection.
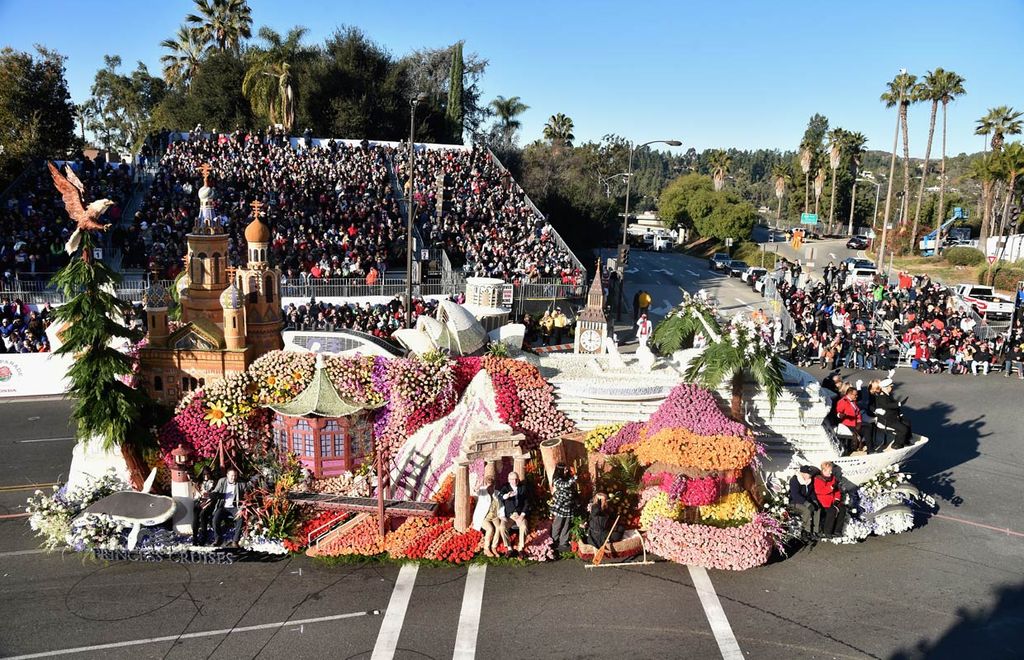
[580,328,602,352]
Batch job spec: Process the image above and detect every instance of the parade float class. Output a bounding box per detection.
[27,163,933,569]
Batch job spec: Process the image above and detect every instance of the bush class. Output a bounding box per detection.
[732,242,778,268]
[945,246,986,266]
[976,264,1024,291]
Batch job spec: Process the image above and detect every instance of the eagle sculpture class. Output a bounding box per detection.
[48,161,114,254]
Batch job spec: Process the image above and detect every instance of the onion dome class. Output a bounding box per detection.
[219,281,243,310]
[197,185,214,205]
[141,281,170,310]
[175,272,190,295]
[244,217,271,244]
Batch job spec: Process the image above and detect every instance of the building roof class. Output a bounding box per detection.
[142,281,170,309]
[167,316,226,351]
[269,353,373,418]
[244,218,271,244]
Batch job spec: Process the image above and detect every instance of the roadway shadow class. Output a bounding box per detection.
[891,579,1024,659]
[900,398,987,509]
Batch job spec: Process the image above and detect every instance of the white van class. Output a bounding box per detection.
[652,236,673,252]
[847,267,877,288]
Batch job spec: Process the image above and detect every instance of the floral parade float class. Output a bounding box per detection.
[28,176,930,569]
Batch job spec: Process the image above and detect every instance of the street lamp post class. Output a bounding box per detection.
[853,176,882,237]
[617,138,682,321]
[405,93,428,328]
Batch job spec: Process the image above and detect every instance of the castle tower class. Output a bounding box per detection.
[237,200,283,357]
[142,281,170,348]
[220,281,246,351]
[574,261,610,355]
[180,163,230,325]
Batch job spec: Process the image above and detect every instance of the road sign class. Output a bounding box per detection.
[988,255,997,265]
[800,213,818,225]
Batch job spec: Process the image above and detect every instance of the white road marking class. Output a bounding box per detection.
[0,549,51,557]
[16,437,75,444]
[735,298,754,310]
[371,562,419,660]
[453,564,487,660]
[688,565,743,659]
[685,270,700,277]
[0,611,372,659]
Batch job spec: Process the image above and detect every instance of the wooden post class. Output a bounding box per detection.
[454,462,471,532]
[484,459,497,483]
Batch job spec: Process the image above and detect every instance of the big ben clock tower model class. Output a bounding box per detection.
[574,261,611,354]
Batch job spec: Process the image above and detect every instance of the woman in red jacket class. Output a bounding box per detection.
[835,385,864,453]
[813,461,846,538]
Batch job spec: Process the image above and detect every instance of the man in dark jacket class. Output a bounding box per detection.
[788,468,818,537]
[497,471,529,553]
[875,379,912,449]
[211,469,248,547]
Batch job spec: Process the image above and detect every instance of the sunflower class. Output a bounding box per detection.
[291,369,306,383]
[204,401,233,427]
[266,375,278,387]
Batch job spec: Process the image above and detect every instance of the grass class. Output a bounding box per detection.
[875,253,981,288]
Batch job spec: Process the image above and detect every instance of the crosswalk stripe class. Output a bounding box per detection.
[371,562,419,660]
[688,565,743,659]
[453,564,487,659]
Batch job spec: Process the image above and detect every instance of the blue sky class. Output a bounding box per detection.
[2,0,1022,156]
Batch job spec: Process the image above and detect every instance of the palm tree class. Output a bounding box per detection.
[879,71,916,262]
[969,153,1000,248]
[799,145,813,213]
[160,25,205,88]
[976,106,1024,153]
[882,73,918,230]
[542,113,575,147]
[709,149,731,192]
[771,162,791,224]
[908,70,943,247]
[685,322,784,421]
[813,168,826,216]
[990,142,1024,276]
[651,294,720,354]
[490,95,529,148]
[186,0,253,53]
[933,70,966,253]
[825,128,846,233]
[844,131,868,235]
[74,101,96,144]
[242,26,309,133]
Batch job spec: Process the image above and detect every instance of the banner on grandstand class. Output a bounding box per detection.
[0,353,73,398]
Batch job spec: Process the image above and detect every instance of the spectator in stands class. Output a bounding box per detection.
[971,341,993,375]
[1004,342,1024,379]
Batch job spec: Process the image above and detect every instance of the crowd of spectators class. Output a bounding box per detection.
[0,299,52,353]
[125,131,402,281]
[281,295,464,343]
[1,159,133,282]
[398,146,582,284]
[772,258,1024,378]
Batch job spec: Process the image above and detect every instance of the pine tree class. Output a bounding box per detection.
[50,234,152,488]
[446,41,464,144]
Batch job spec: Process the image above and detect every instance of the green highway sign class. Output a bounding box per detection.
[800,213,818,225]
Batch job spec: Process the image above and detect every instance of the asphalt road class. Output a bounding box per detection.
[2,251,1023,658]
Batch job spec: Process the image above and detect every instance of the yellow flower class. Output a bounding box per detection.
[266,375,278,387]
[205,401,233,427]
[292,370,305,382]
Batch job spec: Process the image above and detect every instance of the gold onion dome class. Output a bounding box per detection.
[244,217,271,243]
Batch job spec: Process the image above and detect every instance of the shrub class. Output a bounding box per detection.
[976,265,1024,291]
[732,242,778,268]
[945,246,985,266]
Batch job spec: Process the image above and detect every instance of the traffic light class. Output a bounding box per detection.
[622,245,630,266]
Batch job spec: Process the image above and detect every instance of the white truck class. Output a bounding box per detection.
[953,284,1014,321]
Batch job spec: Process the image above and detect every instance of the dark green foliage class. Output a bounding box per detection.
[0,46,78,187]
[50,235,151,451]
[88,55,166,155]
[658,173,757,241]
[157,50,254,132]
[651,297,720,355]
[945,246,986,266]
[446,42,464,144]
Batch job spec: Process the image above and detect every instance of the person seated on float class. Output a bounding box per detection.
[191,467,217,544]
[788,467,819,538]
[211,469,248,548]
[497,471,530,557]
[550,463,577,553]
[835,384,865,453]
[812,461,845,538]
[874,378,913,449]
[587,492,622,548]
[471,475,502,557]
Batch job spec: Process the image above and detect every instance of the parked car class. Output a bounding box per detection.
[652,235,674,252]
[953,284,1014,320]
[726,261,749,278]
[842,257,875,270]
[846,235,869,250]
[709,253,731,270]
[744,267,767,286]
[847,267,877,287]
[753,277,767,294]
